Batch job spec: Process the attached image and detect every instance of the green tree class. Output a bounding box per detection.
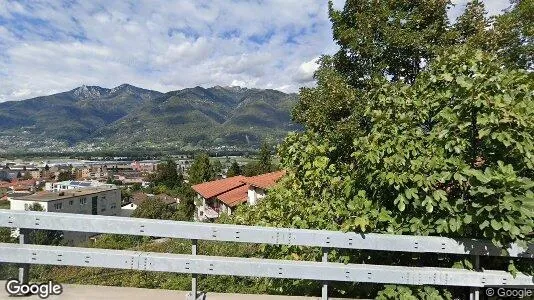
[188,153,216,184]
[242,142,275,177]
[258,142,273,173]
[57,171,73,181]
[131,183,142,191]
[237,46,534,299]
[328,0,452,89]
[121,189,132,203]
[212,160,223,178]
[131,198,175,220]
[227,161,242,177]
[231,1,534,298]
[173,184,197,221]
[151,159,181,188]
[454,0,489,45]
[492,0,534,70]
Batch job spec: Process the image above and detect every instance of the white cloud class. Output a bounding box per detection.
[293,57,320,83]
[0,0,513,102]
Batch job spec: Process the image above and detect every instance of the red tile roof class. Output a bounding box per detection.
[216,185,249,207]
[241,170,286,190]
[0,179,36,189]
[192,171,286,208]
[192,175,246,199]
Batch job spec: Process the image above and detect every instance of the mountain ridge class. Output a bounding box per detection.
[0,84,299,153]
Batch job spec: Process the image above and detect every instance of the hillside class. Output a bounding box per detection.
[0,85,299,152]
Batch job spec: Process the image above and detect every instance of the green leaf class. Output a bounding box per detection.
[456,76,473,88]
[490,220,502,230]
[464,215,472,224]
[398,200,406,212]
[479,220,490,230]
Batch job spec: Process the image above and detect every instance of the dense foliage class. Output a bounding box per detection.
[243,47,534,243]
[150,159,183,188]
[0,227,13,243]
[226,160,242,177]
[135,159,198,221]
[188,153,218,184]
[232,0,534,298]
[242,142,277,176]
[131,198,177,220]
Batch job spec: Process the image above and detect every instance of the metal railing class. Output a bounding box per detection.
[0,210,533,300]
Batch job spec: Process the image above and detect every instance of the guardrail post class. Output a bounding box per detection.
[322,247,328,300]
[191,239,197,300]
[469,255,480,300]
[18,228,29,284]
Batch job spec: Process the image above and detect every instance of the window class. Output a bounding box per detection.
[53,203,62,210]
[69,200,73,205]
[79,198,87,205]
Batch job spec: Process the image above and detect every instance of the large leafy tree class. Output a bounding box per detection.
[329,0,452,88]
[132,198,175,220]
[188,153,217,184]
[232,1,534,298]
[151,159,182,188]
[226,161,242,177]
[492,0,534,70]
[242,142,275,176]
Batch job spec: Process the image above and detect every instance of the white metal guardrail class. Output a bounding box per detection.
[0,210,533,300]
[1,210,532,257]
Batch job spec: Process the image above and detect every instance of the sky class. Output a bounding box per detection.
[0,0,512,102]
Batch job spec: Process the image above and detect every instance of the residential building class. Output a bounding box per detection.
[9,186,121,244]
[193,176,247,221]
[0,168,16,181]
[29,170,43,179]
[0,179,38,193]
[75,167,91,179]
[242,171,286,205]
[192,171,285,221]
[45,180,115,192]
[131,160,159,173]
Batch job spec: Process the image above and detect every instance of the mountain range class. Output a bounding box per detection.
[0,84,300,153]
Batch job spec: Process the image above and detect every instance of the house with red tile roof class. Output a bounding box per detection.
[192,171,285,221]
[0,179,38,192]
[242,170,286,205]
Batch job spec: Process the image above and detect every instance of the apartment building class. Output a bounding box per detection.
[44,180,115,192]
[9,186,121,244]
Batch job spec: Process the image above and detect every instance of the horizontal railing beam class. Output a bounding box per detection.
[0,210,532,258]
[0,243,532,287]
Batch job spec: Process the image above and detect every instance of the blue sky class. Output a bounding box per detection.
[0,0,512,102]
